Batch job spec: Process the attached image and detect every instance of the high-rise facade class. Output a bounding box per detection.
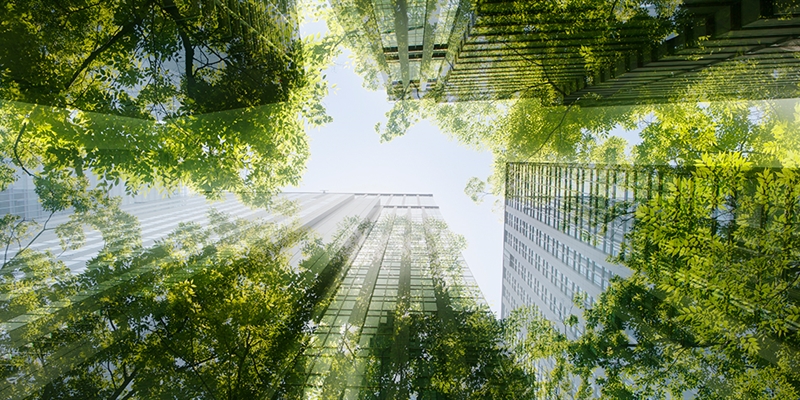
[439,0,800,104]
[502,162,643,339]
[501,160,788,333]
[334,0,800,104]
[280,193,489,398]
[1,191,492,399]
[0,191,384,398]
[329,0,471,100]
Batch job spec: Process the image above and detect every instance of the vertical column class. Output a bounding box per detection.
[384,210,412,399]
[299,214,394,397]
[394,0,410,89]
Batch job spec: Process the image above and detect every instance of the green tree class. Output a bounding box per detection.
[508,153,800,399]
[584,154,798,398]
[0,0,305,116]
[1,0,337,207]
[505,305,593,400]
[1,205,370,399]
[352,217,535,399]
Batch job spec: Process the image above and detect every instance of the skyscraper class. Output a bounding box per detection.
[332,0,800,103]
[1,191,504,399]
[501,160,799,335]
[0,191,381,397]
[438,0,800,103]
[328,0,471,99]
[279,193,494,398]
[502,162,643,339]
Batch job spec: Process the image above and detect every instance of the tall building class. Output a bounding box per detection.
[502,162,642,339]
[1,192,493,399]
[280,193,489,398]
[328,0,472,99]
[440,0,800,104]
[334,0,800,104]
[0,191,380,397]
[501,160,797,333]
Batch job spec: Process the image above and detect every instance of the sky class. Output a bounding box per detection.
[289,20,652,316]
[292,22,506,314]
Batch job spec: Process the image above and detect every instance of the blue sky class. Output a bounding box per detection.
[290,20,649,315]
[293,22,506,314]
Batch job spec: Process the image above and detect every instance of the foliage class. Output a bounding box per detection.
[590,153,799,398]
[323,0,395,93]
[508,153,800,398]
[505,306,592,400]
[443,0,679,101]
[0,0,304,117]
[357,217,534,399]
[0,0,338,207]
[587,136,630,165]
[360,305,535,399]
[0,206,362,399]
[464,177,488,204]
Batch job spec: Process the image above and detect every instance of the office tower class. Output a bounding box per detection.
[0,172,48,220]
[280,193,491,398]
[333,0,800,103]
[502,154,800,398]
[501,159,799,330]
[329,0,471,100]
[0,191,378,397]
[439,0,800,103]
[502,162,641,339]
[1,192,496,399]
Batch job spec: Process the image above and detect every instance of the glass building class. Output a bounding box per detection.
[501,162,664,338]
[336,0,800,103]
[442,0,800,103]
[502,160,800,334]
[0,191,491,398]
[0,191,377,397]
[280,194,489,398]
[329,0,472,99]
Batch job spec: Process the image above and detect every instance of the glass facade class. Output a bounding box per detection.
[502,160,798,338]
[0,191,489,398]
[331,0,469,98]
[343,0,800,103]
[502,162,658,338]
[284,196,488,398]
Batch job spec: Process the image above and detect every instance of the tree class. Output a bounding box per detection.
[507,152,800,398]
[0,0,305,116]
[346,220,535,399]
[1,206,370,399]
[0,0,337,208]
[504,305,593,400]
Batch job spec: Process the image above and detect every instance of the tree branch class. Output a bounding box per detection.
[156,316,219,400]
[66,21,139,90]
[109,367,138,400]
[502,43,568,99]
[2,217,27,268]
[8,212,54,266]
[12,122,33,177]
[523,101,578,161]
[158,1,196,99]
